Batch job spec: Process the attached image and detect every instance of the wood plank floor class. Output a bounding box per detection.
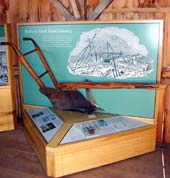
[0,125,170,178]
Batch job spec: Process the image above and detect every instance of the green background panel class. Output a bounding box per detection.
[0,25,5,37]
[80,89,156,118]
[18,22,162,118]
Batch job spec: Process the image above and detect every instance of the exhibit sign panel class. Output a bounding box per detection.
[18,21,163,118]
[0,25,8,86]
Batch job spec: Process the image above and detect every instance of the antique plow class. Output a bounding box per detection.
[0,38,165,114]
[0,38,99,114]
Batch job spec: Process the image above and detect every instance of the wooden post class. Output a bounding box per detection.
[155,87,166,143]
[164,85,170,143]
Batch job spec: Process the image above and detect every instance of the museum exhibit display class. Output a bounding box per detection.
[0,20,164,177]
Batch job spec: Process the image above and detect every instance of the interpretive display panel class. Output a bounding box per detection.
[17,21,163,118]
[60,115,150,144]
[25,107,151,144]
[26,107,63,142]
[0,25,8,86]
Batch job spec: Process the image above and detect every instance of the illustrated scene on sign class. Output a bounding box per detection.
[68,27,154,79]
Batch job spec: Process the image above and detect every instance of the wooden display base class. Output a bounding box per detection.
[0,113,15,132]
[0,86,16,132]
[23,106,156,178]
[0,24,16,132]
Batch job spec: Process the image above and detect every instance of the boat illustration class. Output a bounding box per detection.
[68,29,153,79]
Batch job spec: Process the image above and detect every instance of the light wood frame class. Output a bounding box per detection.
[0,24,16,131]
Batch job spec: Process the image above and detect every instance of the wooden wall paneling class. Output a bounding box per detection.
[8,0,19,43]
[138,0,144,7]
[164,84,170,143]
[158,5,170,144]
[141,0,155,7]
[138,12,154,19]
[163,12,170,67]
[103,8,167,20]
[99,2,113,20]
[112,0,126,8]
[76,0,86,19]
[125,0,139,8]
[17,0,29,22]
[162,67,170,78]
[49,0,76,21]
[132,0,140,7]
[0,0,9,23]
[49,2,64,21]
[87,0,100,13]
[70,0,81,19]
[87,0,113,20]
[37,0,56,22]
[154,12,165,19]
[157,0,170,7]
[62,0,70,9]
[37,0,50,22]
[155,87,166,142]
[114,13,125,20]
[28,0,39,22]
[124,12,137,20]
[125,0,134,8]
[56,0,72,19]
[132,12,140,20]
[138,12,146,19]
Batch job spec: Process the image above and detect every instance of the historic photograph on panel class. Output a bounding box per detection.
[68,27,154,79]
[0,37,8,86]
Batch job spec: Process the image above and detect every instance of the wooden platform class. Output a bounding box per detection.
[0,86,16,132]
[23,107,157,177]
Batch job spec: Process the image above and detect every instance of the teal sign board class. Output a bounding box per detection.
[0,25,5,37]
[18,21,163,118]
